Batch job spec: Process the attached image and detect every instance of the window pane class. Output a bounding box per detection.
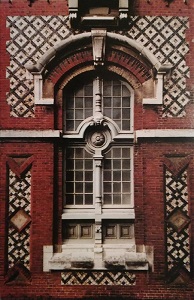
[104,182,111,193]
[66,182,74,193]
[75,109,83,119]
[103,147,131,205]
[85,85,93,96]
[113,171,121,181]
[113,108,121,119]
[66,195,74,205]
[104,170,111,181]
[75,183,83,193]
[66,110,74,119]
[66,171,74,181]
[85,194,93,205]
[65,148,93,206]
[103,97,111,107]
[113,194,121,204]
[85,171,93,181]
[76,98,83,108]
[75,194,83,205]
[85,97,93,107]
[75,171,83,181]
[104,194,112,205]
[75,160,83,169]
[85,182,93,193]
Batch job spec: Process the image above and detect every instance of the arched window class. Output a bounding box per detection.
[62,73,134,252]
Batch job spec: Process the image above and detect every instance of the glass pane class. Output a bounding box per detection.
[104,194,112,205]
[75,109,83,119]
[85,194,93,205]
[85,97,93,107]
[66,121,74,131]
[113,97,121,107]
[113,182,121,193]
[66,148,74,159]
[85,85,93,96]
[85,171,93,181]
[113,159,121,169]
[122,108,130,119]
[66,171,74,181]
[113,84,121,96]
[104,170,111,181]
[123,97,130,107]
[75,183,83,193]
[66,182,74,193]
[103,108,111,117]
[122,194,130,204]
[75,160,83,169]
[103,97,111,107]
[75,194,83,205]
[75,88,83,97]
[122,120,130,130]
[76,98,83,108]
[66,110,74,119]
[104,159,111,169]
[113,108,121,119]
[85,160,93,170]
[85,109,93,118]
[66,160,74,170]
[66,98,74,109]
[104,182,111,193]
[113,148,121,157]
[122,148,130,157]
[103,85,111,96]
[113,171,121,181]
[75,171,83,181]
[75,148,83,158]
[122,85,130,97]
[122,159,130,169]
[123,170,130,181]
[113,194,121,204]
[85,182,93,193]
[123,182,130,193]
[66,195,74,205]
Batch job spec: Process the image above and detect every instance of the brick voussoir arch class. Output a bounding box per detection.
[48,47,152,87]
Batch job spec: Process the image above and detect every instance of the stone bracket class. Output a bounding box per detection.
[143,64,172,105]
[92,29,107,67]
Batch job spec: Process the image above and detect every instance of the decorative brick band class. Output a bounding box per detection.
[61,271,136,286]
[164,156,191,285]
[6,156,33,284]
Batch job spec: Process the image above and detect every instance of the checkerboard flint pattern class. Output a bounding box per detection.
[128,16,190,117]
[8,169,31,270]
[6,16,189,118]
[6,15,71,117]
[61,271,136,285]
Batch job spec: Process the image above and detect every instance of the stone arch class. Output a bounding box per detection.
[25,32,172,105]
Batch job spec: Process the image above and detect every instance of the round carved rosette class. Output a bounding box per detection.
[91,132,106,147]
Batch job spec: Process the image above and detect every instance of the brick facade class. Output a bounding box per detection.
[1,0,194,299]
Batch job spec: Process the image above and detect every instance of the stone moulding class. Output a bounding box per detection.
[25,32,171,106]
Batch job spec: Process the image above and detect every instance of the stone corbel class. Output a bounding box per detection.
[25,64,54,105]
[92,29,107,67]
[143,64,172,105]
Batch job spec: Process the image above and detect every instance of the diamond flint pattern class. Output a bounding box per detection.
[6,15,71,117]
[165,168,190,276]
[61,271,136,285]
[8,169,31,270]
[128,16,189,117]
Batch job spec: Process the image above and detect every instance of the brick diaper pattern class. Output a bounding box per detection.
[6,156,33,284]
[6,16,189,117]
[164,157,190,284]
[61,271,136,285]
